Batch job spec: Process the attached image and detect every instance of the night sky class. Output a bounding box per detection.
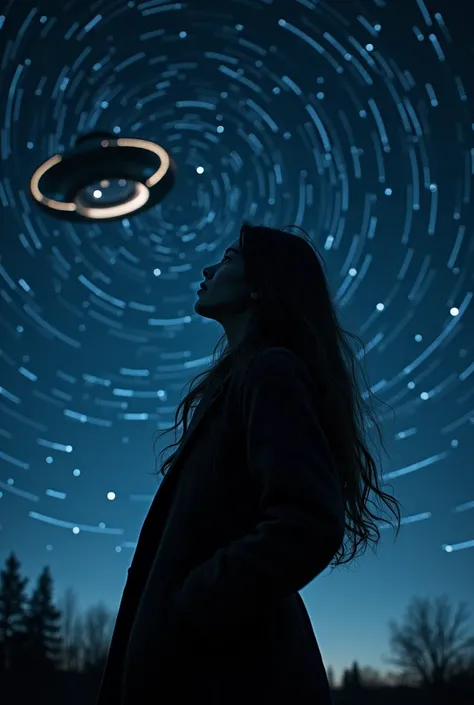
[0,0,473,682]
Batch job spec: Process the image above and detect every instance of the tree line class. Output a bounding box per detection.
[0,550,473,704]
[0,552,113,677]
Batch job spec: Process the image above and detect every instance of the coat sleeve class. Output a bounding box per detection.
[172,347,346,641]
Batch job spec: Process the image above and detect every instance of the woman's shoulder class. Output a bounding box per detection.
[243,346,309,385]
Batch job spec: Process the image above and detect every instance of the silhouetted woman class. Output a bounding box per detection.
[97,223,401,705]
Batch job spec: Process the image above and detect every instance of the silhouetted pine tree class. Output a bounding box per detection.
[22,566,62,672]
[351,661,362,689]
[0,552,29,671]
[342,661,363,693]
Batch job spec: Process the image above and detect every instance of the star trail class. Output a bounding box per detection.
[0,0,472,675]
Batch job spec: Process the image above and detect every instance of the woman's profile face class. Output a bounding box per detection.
[194,239,253,322]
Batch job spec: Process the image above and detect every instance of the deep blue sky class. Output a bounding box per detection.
[0,0,473,682]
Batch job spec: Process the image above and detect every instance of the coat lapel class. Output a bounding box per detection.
[156,376,230,494]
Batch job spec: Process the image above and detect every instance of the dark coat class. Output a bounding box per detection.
[96,347,345,705]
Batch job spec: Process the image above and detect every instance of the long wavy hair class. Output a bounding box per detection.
[152,223,401,566]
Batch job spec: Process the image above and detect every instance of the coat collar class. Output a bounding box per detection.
[156,375,231,494]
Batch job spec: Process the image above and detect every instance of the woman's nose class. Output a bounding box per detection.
[202,264,217,278]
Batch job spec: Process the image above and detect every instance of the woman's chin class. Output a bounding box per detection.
[194,299,207,315]
[194,299,216,320]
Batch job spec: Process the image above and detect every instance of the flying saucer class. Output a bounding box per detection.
[29,131,176,222]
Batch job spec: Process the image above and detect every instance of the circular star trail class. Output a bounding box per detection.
[0,0,473,568]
